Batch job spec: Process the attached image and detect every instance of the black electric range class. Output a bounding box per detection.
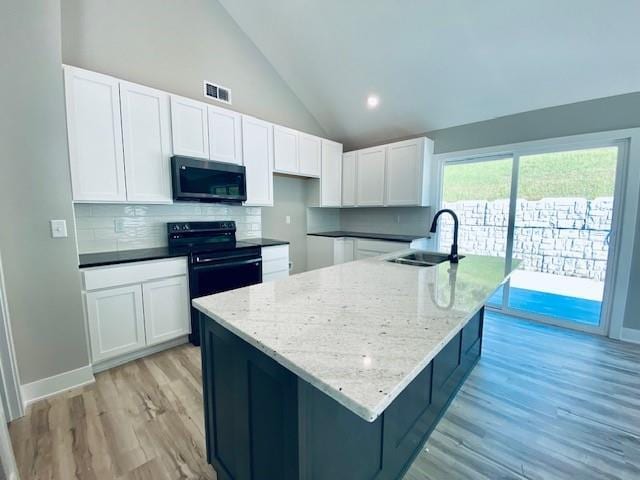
[168,221,262,346]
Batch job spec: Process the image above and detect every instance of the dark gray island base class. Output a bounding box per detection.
[199,308,484,480]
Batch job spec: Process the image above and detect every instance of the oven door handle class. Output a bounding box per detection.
[192,257,262,270]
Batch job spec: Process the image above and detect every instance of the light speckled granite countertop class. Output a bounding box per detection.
[193,251,515,422]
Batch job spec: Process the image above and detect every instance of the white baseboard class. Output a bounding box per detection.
[21,364,95,409]
[92,336,189,374]
[621,327,640,344]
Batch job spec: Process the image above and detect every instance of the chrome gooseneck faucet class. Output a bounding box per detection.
[429,209,460,263]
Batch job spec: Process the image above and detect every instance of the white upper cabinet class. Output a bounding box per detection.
[273,125,299,174]
[64,66,126,202]
[356,145,386,206]
[120,82,173,203]
[342,152,357,207]
[385,138,433,206]
[207,105,242,165]
[242,115,274,206]
[170,95,209,158]
[298,133,322,177]
[321,139,343,207]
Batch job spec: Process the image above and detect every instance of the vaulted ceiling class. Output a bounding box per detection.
[219,0,640,149]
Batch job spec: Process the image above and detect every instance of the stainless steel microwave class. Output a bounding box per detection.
[171,156,247,204]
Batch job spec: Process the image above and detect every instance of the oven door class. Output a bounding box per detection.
[189,254,262,345]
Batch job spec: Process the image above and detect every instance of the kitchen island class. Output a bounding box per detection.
[193,251,514,480]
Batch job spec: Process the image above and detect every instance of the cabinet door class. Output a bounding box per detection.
[273,125,299,174]
[321,140,343,207]
[64,66,126,202]
[208,105,242,165]
[86,285,146,363]
[333,238,355,264]
[242,116,274,206]
[356,146,386,206]
[386,139,423,206]
[306,236,336,270]
[170,95,209,158]
[342,152,357,206]
[120,81,173,203]
[299,133,321,177]
[142,276,190,346]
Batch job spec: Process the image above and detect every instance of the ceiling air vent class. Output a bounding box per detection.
[204,81,232,105]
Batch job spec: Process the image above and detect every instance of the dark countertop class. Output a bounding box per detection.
[79,247,189,269]
[307,231,426,243]
[244,238,290,248]
[79,238,289,268]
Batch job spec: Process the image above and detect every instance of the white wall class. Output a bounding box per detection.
[60,0,326,137]
[0,0,90,385]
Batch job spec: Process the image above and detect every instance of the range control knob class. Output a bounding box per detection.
[183,224,190,230]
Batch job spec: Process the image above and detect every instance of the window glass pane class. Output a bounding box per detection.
[440,157,513,307]
[508,147,618,327]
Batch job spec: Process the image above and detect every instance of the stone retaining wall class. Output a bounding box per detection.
[440,198,613,281]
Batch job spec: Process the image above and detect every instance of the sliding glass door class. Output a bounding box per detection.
[439,144,621,334]
[439,155,513,308]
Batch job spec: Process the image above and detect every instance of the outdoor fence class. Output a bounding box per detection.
[440,197,613,281]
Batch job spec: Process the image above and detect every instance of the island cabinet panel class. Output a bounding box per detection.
[199,308,484,480]
[298,383,384,479]
[201,317,299,480]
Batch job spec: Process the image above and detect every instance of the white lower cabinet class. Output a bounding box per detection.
[143,276,190,346]
[262,245,290,282]
[334,238,355,264]
[306,236,356,270]
[82,258,190,368]
[86,284,146,363]
[307,236,410,270]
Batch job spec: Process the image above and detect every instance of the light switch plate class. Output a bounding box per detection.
[50,219,68,238]
[285,215,291,224]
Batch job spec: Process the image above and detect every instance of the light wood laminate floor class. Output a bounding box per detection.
[9,312,640,479]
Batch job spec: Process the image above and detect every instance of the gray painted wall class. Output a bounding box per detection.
[0,0,90,384]
[60,0,326,137]
[624,210,640,330]
[262,176,309,274]
[428,92,640,155]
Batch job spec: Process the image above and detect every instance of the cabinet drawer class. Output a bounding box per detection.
[263,270,289,283]
[356,239,408,255]
[263,258,289,276]
[82,257,188,291]
[261,245,289,262]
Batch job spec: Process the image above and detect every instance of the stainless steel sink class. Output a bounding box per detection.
[387,251,464,267]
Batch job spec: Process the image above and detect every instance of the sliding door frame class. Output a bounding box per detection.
[433,129,639,340]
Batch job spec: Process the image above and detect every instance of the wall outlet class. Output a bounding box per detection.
[114,218,125,233]
[285,215,291,225]
[50,219,68,238]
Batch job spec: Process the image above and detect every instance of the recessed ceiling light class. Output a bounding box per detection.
[367,95,380,109]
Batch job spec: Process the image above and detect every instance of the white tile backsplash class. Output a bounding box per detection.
[339,207,432,235]
[74,203,262,253]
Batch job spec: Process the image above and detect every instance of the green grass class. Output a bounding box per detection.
[443,147,618,202]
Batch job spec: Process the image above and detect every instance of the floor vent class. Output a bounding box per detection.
[203,81,232,105]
